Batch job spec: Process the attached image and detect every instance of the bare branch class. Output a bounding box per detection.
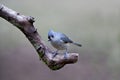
[0,4,79,70]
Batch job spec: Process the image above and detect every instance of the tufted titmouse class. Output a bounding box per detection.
[48,29,82,58]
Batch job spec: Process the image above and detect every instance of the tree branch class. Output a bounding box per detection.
[0,4,79,70]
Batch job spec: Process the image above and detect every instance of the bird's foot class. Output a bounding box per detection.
[64,52,68,59]
[52,51,58,58]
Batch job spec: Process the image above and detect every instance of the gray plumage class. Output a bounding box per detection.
[48,29,82,58]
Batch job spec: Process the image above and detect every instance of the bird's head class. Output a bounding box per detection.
[48,29,55,41]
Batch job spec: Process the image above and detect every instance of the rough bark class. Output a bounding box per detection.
[0,4,79,70]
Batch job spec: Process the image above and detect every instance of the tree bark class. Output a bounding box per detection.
[0,4,79,70]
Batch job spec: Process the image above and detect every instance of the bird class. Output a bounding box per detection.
[48,29,82,58]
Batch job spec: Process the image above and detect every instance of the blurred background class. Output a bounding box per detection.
[0,0,120,80]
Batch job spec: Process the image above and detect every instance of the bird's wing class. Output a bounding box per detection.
[60,33,73,43]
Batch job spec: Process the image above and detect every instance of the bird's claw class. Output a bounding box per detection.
[52,51,58,58]
[64,52,68,59]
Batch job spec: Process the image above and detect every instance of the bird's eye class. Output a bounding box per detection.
[51,35,54,38]
[48,35,54,40]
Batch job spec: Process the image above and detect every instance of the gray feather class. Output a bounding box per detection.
[60,33,73,43]
[73,42,82,47]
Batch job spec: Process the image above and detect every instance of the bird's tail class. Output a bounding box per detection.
[73,42,82,47]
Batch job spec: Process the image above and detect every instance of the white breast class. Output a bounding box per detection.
[51,39,67,50]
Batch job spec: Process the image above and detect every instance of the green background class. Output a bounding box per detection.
[0,0,120,80]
